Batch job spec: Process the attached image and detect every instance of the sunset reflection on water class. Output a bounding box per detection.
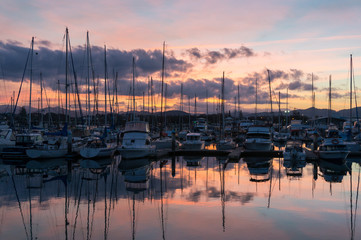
[0,155,360,240]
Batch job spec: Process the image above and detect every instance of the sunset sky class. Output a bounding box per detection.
[1,0,361,114]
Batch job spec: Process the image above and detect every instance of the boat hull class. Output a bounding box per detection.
[244,140,273,151]
[119,147,156,159]
[182,142,205,150]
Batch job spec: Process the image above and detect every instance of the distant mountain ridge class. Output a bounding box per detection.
[1,105,361,119]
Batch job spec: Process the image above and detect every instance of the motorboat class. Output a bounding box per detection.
[244,126,273,151]
[316,138,350,163]
[182,132,205,150]
[119,121,156,159]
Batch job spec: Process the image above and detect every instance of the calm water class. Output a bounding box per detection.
[0,154,360,240]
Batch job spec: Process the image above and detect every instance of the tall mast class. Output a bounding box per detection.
[40,72,43,127]
[132,57,136,121]
[165,83,168,128]
[194,93,197,117]
[104,45,107,126]
[267,69,273,123]
[286,88,288,128]
[160,41,165,134]
[206,88,208,123]
[221,72,225,139]
[278,91,281,132]
[237,85,240,119]
[65,28,69,124]
[255,78,258,119]
[87,31,91,127]
[28,37,34,130]
[328,75,332,125]
[312,73,315,125]
[350,54,353,123]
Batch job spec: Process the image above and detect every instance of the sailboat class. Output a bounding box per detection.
[120,57,156,159]
[152,42,178,150]
[1,37,44,160]
[216,72,236,151]
[80,45,117,159]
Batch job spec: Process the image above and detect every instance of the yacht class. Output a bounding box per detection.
[182,132,205,150]
[119,121,156,159]
[244,126,273,151]
[316,138,350,163]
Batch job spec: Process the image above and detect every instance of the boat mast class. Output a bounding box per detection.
[255,78,258,120]
[132,57,136,121]
[221,72,225,139]
[28,37,34,131]
[206,88,208,123]
[65,28,69,125]
[160,41,165,135]
[87,31,91,127]
[267,69,273,123]
[311,73,315,125]
[104,45,107,126]
[237,85,240,119]
[350,54,353,124]
[286,88,288,128]
[328,75,332,125]
[40,72,44,127]
[278,91,281,133]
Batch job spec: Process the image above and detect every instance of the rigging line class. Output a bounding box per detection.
[12,41,31,119]
[68,36,84,124]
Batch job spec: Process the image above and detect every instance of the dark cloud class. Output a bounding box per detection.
[185,46,256,64]
[0,40,192,95]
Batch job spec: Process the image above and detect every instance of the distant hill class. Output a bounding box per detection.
[1,104,361,119]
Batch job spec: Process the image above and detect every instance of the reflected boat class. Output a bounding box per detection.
[243,157,273,182]
[283,158,306,177]
[118,158,152,192]
[318,159,350,183]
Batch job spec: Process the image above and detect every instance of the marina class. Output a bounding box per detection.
[2,1,361,238]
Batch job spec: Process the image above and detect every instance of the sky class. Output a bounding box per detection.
[1,0,361,114]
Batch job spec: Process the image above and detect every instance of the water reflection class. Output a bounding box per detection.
[0,156,360,239]
[243,157,273,182]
